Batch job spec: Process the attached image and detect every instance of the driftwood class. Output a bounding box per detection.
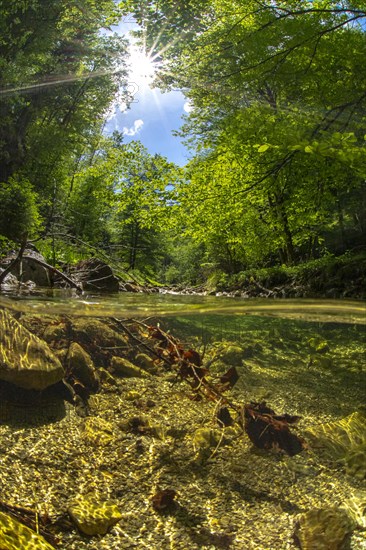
[20,255,82,292]
[113,319,306,456]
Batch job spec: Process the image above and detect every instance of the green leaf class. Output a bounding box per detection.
[257,144,270,153]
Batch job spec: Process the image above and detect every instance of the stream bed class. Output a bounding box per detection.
[0,294,365,549]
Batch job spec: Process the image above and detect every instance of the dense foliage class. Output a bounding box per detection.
[0,0,128,249]
[1,0,365,286]
[125,0,366,276]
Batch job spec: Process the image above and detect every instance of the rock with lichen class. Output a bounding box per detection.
[0,511,55,550]
[0,308,64,390]
[68,493,122,535]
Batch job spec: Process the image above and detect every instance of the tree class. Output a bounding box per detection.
[125,0,366,268]
[62,136,179,274]
[0,0,129,244]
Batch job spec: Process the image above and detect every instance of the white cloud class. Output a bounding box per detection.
[183,100,193,113]
[122,119,144,136]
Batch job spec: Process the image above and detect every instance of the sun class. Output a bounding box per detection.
[128,45,157,87]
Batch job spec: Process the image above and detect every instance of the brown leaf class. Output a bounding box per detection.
[217,406,233,427]
[179,362,208,381]
[151,489,177,512]
[244,402,305,456]
[183,349,202,366]
[219,367,239,389]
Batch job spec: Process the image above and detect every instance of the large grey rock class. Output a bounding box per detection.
[0,248,51,287]
[0,309,64,390]
[70,258,119,292]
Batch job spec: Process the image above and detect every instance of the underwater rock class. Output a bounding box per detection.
[305,412,366,461]
[219,344,247,366]
[308,337,330,354]
[98,367,118,386]
[83,416,114,446]
[70,318,128,364]
[192,427,225,461]
[135,352,158,373]
[119,415,164,438]
[110,356,151,378]
[17,314,63,342]
[151,489,177,512]
[66,342,100,391]
[294,507,354,549]
[344,443,366,480]
[42,320,68,346]
[0,308,64,390]
[68,493,122,535]
[342,490,366,529]
[0,511,55,550]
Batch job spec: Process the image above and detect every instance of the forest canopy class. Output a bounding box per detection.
[0,0,365,286]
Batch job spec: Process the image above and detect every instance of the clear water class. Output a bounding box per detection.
[0,292,365,323]
[0,294,365,549]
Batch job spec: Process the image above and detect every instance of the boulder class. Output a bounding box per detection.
[68,493,122,536]
[0,247,51,287]
[0,309,64,390]
[0,511,55,550]
[70,258,119,292]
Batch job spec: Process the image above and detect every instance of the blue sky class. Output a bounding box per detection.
[103,19,192,166]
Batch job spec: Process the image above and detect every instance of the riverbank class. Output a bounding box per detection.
[167,252,366,300]
[1,248,365,302]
